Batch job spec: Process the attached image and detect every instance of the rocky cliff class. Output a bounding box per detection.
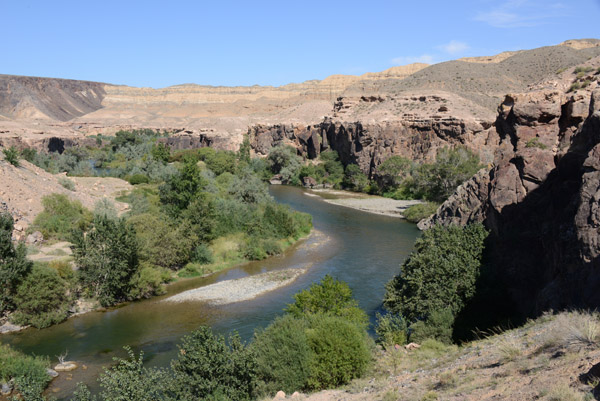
[420,59,600,315]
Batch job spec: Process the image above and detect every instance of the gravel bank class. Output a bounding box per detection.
[308,189,421,218]
[164,268,307,305]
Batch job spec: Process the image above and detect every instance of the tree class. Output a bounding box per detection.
[237,135,251,164]
[342,164,369,192]
[73,216,139,306]
[286,275,368,328]
[413,147,482,203]
[92,348,170,401]
[376,155,412,191]
[11,264,71,328]
[384,223,488,321]
[159,156,206,217]
[170,326,257,401]
[150,142,170,164]
[0,213,32,314]
[267,145,302,184]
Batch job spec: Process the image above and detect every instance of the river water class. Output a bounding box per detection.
[0,186,420,398]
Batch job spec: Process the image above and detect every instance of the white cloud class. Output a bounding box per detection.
[391,54,435,65]
[438,40,470,55]
[474,0,567,28]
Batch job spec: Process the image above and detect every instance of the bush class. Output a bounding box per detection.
[375,313,408,348]
[127,263,169,299]
[20,148,37,163]
[525,137,548,150]
[94,198,118,220]
[409,308,455,344]
[384,223,488,322]
[11,264,71,328]
[0,213,32,314]
[73,216,139,306]
[305,314,371,390]
[170,326,257,401]
[2,146,20,166]
[126,173,150,185]
[343,164,369,192]
[32,194,92,240]
[268,145,302,183]
[286,275,368,327]
[191,243,214,265]
[252,315,313,395]
[58,176,76,191]
[376,155,412,192]
[403,202,439,223]
[412,147,482,203]
[96,347,171,401]
[0,344,50,399]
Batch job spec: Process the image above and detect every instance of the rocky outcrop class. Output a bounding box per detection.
[421,88,600,315]
[248,115,496,178]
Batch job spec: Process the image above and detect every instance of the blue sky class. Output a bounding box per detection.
[1,0,599,88]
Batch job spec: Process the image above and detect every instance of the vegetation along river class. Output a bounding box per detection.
[0,185,420,398]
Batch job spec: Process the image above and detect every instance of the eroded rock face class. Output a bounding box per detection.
[248,116,495,177]
[422,89,600,315]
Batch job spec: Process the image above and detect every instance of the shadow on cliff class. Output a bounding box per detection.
[453,110,600,341]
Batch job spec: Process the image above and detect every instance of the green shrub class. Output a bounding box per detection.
[178,263,203,278]
[268,145,302,184]
[191,243,214,265]
[32,194,92,240]
[11,264,71,328]
[409,308,455,344]
[151,143,170,163]
[73,216,139,306]
[403,202,439,223]
[568,82,581,92]
[412,147,482,203]
[0,213,32,314]
[58,176,76,191]
[170,326,257,401]
[127,263,169,299]
[126,173,150,185]
[376,313,408,348]
[252,315,313,395]
[376,155,412,192]
[305,314,371,390]
[384,223,488,322]
[96,347,171,401]
[20,148,37,163]
[525,137,548,149]
[2,146,20,166]
[343,164,369,192]
[0,344,50,399]
[94,198,118,220]
[286,275,368,328]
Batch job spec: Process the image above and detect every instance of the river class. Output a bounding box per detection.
[0,186,420,398]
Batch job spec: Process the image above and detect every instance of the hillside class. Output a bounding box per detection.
[283,311,600,401]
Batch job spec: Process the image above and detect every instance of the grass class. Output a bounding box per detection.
[496,334,523,363]
[546,384,585,401]
[565,311,600,347]
[525,137,549,150]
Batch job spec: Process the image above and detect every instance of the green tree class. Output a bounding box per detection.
[151,142,171,164]
[2,146,20,167]
[251,315,312,395]
[305,314,371,390]
[73,216,139,306]
[170,326,257,401]
[0,213,32,314]
[268,145,302,184]
[342,164,369,192]
[384,223,488,322]
[159,156,206,217]
[286,275,368,328]
[376,155,412,191]
[237,135,251,164]
[94,348,170,401]
[413,147,482,203]
[11,264,71,328]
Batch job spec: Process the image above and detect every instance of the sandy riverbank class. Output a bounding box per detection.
[164,267,308,305]
[307,189,421,218]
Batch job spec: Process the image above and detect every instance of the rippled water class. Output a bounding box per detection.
[0,186,420,398]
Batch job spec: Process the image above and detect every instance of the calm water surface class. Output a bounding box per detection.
[0,186,420,398]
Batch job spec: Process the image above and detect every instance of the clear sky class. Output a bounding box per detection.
[1,0,599,88]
